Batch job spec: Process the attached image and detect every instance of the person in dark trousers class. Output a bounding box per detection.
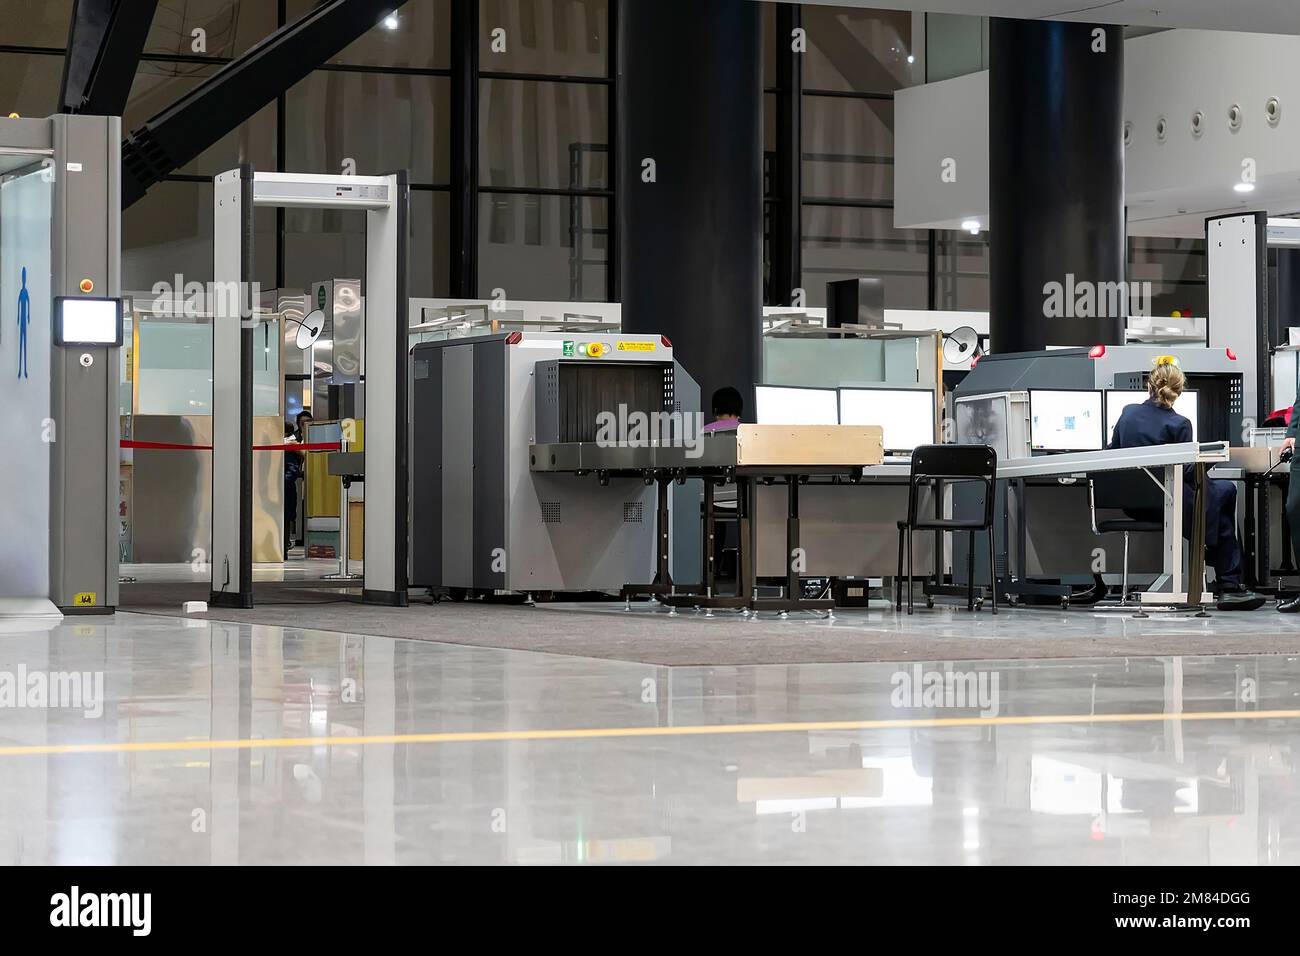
[284,423,304,555]
[284,410,311,554]
[1277,413,1300,611]
[1108,361,1262,610]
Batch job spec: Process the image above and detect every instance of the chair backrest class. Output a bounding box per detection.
[1090,468,1164,512]
[906,444,998,525]
[910,444,997,481]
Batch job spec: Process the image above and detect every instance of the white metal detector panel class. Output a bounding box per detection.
[363,173,404,600]
[211,169,248,605]
[1208,214,1262,422]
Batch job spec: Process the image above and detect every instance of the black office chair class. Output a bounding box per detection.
[1087,469,1165,614]
[895,444,998,615]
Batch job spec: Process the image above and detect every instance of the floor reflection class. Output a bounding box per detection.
[0,612,1296,864]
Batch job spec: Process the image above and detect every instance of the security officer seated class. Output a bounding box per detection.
[1108,360,1263,610]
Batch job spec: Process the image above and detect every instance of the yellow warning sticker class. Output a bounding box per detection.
[617,341,655,352]
[73,592,97,607]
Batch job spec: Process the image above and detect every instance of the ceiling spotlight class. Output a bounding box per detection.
[907,55,915,64]
[383,13,399,29]
[1234,182,1256,193]
[961,219,980,234]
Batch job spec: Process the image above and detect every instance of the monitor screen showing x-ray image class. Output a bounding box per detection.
[754,385,840,425]
[1029,389,1104,451]
[838,388,935,451]
[1105,389,1198,444]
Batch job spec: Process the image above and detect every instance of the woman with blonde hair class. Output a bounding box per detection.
[1108,359,1262,610]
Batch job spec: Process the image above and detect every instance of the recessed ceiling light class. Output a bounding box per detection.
[1234,182,1256,193]
[961,219,980,234]
[383,13,399,29]
[907,55,915,63]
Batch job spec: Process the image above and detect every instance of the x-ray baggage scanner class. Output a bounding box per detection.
[409,331,701,595]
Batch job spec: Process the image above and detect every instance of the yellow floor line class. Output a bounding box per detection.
[1,708,1299,758]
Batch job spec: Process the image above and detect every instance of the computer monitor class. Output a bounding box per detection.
[754,385,840,425]
[1105,389,1198,444]
[838,387,935,451]
[1028,389,1104,451]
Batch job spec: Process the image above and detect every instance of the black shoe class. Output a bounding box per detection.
[1279,595,1300,613]
[1216,591,1266,611]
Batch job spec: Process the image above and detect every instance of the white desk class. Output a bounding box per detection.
[858,442,1228,604]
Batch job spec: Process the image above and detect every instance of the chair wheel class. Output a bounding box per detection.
[1061,597,1070,609]
[926,597,934,609]
[975,598,984,609]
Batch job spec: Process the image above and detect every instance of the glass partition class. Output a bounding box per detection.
[0,154,54,597]
[761,329,941,390]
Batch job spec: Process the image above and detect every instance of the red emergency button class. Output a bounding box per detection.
[79,278,94,293]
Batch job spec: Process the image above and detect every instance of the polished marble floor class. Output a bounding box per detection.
[0,610,1296,864]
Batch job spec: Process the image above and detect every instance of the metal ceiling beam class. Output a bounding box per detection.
[121,0,410,208]
[59,0,160,116]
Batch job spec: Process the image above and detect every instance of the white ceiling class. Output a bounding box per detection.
[760,0,1300,36]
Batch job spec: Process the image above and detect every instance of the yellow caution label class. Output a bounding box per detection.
[73,592,97,607]
[617,341,655,352]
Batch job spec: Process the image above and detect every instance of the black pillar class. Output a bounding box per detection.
[771,1,802,308]
[450,0,479,297]
[616,0,763,411]
[989,19,1125,353]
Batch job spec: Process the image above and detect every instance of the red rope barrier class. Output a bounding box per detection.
[121,440,342,452]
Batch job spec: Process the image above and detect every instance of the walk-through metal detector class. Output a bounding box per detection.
[0,114,120,618]
[209,168,408,608]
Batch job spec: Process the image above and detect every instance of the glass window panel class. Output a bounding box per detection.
[123,61,276,176]
[802,95,893,203]
[123,180,276,291]
[285,0,452,69]
[146,0,278,58]
[478,193,607,301]
[762,0,776,89]
[285,70,450,185]
[281,190,449,299]
[925,13,990,83]
[0,0,73,47]
[283,207,365,295]
[802,5,913,93]
[479,0,608,77]
[411,190,450,298]
[479,79,608,190]
[0,52,64,118]
[764,91,777,159]
[801,204,927,308]
[1129,237,1207,317]
[935,232,989,311]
